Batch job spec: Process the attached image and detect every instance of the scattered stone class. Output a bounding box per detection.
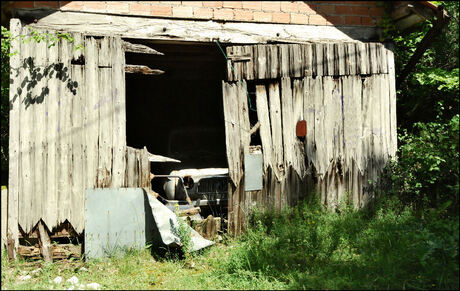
[53,276,63,284]
[79,267,89,272]
[67,286,75,290]
[31,268,42,275]
[67,276,79,285]
[18,274,31,281]
[77,283,85,290]
[86,282,101,290]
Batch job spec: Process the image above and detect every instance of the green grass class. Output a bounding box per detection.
[2,194,458,290]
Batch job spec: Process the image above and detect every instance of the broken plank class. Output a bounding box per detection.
[125,65,164,75]
[37,221,52,263]
[122,41,164,55]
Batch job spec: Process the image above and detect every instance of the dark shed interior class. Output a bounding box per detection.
[125,41,228,189]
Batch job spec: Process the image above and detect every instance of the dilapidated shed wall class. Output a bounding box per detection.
[222,42,397,234]
[7,20,154,255]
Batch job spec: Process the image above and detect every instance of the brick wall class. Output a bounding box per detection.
[8,1,385,26]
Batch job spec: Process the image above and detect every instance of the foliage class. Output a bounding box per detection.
[173,204,193,255]
[387,115,459,213]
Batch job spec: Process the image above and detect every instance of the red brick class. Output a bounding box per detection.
[35,1,59,8]
[151,4,172,16]
[172,6,193,17]
[297,2,316,15]
[309,14,327,25]
[182,1,202,7]
[290,13,308,24]
[361,16,375,26]
[261,1,280,12]
[335,5,352,15]
[234,9,253,21]
[84,1,106,12]
[326,15,344,25]
[316,4,335,15]
[223,1,242,9]
[369,7,384,17]
[272,12,290,23]
[193,7,213,19]
[107,2,129,14]
[129,3,151,15]
[280,1,298,13]
[351,6,369,16]
[253,11,272,22]
[203,1,223,8]
[242,1,261,10]
[345,16,361,25]
[8,1,35,8]
[214,8,234,20]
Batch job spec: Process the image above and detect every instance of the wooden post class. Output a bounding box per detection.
[37,220,53,263]
[8,18,22,260]
[1,187,7,253]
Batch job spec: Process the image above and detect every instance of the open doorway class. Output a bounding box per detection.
[125,40,229,225]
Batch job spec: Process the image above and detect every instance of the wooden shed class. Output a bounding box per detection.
[5,1,438,258]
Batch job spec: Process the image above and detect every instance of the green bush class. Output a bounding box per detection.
[388,115,459,214]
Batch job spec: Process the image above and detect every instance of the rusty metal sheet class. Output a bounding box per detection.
[84,188,146,259]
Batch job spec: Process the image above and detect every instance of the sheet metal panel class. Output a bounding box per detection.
[244,153,263,191]
[85,188,146,259]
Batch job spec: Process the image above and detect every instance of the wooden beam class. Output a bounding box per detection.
[37,221,52,263]
[249,121,261,136]
[125,64,164,75]
[20,11,380,43]
[122,41,164,55]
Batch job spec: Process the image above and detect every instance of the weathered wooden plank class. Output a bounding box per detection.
[280,44,290,77]
[242,45,254,80]
[1,188,7,253]
[313,43,323,76]
[303,43,313,76]
[122,41,164,55]
[325,43,334,76]
[126,147,135,187]
[331,78,343,161]
[255,84,273,175]
[111,36,126,189]
[84,36,100,190]
[292,79,306,179]
[357,42,369,75]
[28,11,380,44]
[125,65,164,75]
[322,76,335,167]
[70,33,85,233]
[31,29,48,231]
[346,42,356,75]
[59,37,74,225]
[268,45,279,79]
[369,43,378,74]
[44,30,59,231]
[37,221,52,262]
[225,46,234,81]
[97,37,113,188]
[268,82,284,180]
[140,147,150,187]
[385,46,397,158]
[380,44,388,74]
[338,43,346,76]
[289,44,303,78]
[18,26,33,233]
[238,80,250,154]
[313,77,326,177]
[222,81,242,186]
[255,45,267,80]
[281,77,294,170]
[380,74,390,166]
[227,182,234,234]
[303,77,316,166]
[8,19,22,258]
